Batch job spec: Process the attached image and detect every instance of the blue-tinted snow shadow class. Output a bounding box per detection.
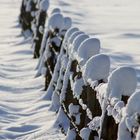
[58,0,71,7]
[120,33,140,39]
[13,38,32,46]
[110,53,133,63]
[11,50,32,55]
[7,125,39,132]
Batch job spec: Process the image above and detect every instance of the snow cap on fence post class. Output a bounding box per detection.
[39,0,49,11]
[48,13,64,32]
[63,27,79,49]
[125,91,140,116]
[83,54,110,84]
[118,91,140,140]
[60,17,72,37]
[125,91,140,133]
[23,0,28,6]
[106,66,137,100]
[77,38,101,66]
[25,0,31,12]
[71,34,89,59]
[67,31,84,55]
[63,17,72,31]
[51,8,61,15]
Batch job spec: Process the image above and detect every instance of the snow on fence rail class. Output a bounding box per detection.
[19,0,140,139]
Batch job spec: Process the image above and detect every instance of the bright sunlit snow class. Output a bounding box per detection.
[0,0,140,139]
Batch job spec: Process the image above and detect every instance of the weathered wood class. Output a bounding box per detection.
[100,95,129,140]
[100,111,118,140]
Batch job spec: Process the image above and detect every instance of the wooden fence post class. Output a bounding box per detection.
[33,0,49,58]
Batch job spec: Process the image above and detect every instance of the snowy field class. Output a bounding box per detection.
[0,0,140,139]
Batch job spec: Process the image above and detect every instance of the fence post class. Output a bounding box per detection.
[100,67,137,140]
[33,0,49,58]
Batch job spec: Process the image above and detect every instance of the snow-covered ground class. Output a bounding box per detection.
[0,0,64,139]
[0,0,140,139]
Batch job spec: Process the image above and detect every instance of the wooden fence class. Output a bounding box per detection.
[19,0,140,139]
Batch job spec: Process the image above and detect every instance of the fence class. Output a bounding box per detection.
[19,0,140,140]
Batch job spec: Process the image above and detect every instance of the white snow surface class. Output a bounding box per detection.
[0,0,64,139]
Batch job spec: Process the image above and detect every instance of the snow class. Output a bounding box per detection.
[63,17,72,31]
[88,116,101,131]
[136,127,140,140]
[77,38,101,66]
[25,0,31,12]
[80,127,91,140]
[54,107,70,133]
[49,91,60,112]
[0,0,64,139]
[66,128,77,140]
[51,36,62,47]
[71,34,89,59]
[63,27,79,50]
[39,0,50,12]
[51,8,61,14]
[1,0,140,139]
[48,13,64,31]
[83,54,110,83]
[67,31,84,54]
[117,117,132,140]
[72,78,84,98]
[69,103,80,116]
[125,91,140,117]
[60,60,72,102]
[107,67,137,99]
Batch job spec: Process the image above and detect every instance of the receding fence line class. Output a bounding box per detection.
[19,0,140,140]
